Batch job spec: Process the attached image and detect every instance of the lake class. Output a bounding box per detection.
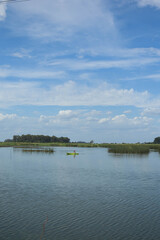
[0,147,160,240]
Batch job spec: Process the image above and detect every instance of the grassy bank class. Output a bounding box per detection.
[0,142,100,148]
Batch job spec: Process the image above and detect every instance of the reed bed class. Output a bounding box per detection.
[147,144,160,152]
[108,144,150,154]
[22,148,54,153]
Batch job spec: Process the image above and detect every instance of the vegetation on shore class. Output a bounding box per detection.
[5,134,70,143]
[1,135,160,154]
[1,142,160,154]
[0,141,100,148]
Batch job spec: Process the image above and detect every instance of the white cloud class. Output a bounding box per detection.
[36,111,154,144]
[48,57,160,70]
[39,110,81,125]
[141,107,160,116]
[0,80,157,108]
[57,110,81,121]
[0,113,16,121]
[0,66,65,79]
[12,0,107,26]
[99,114,152,127]
[80,46,160,59]
[7,0,160,60]
[0,110,156,142]
[58,110,75,118]
[112,114,152,126]
[11,48,32,59]
[99,118,109,123]
[8,0,119,49]
[117,47,160,58]
[39,111,153,129]
[112,114,126,122]
[0,3,7,21]
[140,73,160,81]
[95,47,160,58]
[123,110,132,113]
[137,0,160,8]
[39,46,160,60]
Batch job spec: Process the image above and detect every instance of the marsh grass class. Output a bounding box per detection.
[22,148,54,153]
[108,144,150,154]
[146,144,160,154]
[0,142,100,148]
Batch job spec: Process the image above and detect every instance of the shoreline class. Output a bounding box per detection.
[0,142,160,154]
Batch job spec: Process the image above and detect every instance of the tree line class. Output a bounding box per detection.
[5,134,70,143]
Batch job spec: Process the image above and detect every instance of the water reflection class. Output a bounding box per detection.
[109,152,149,158]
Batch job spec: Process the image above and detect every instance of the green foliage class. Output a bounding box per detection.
[153,137,160,144]
[10,134,70,143]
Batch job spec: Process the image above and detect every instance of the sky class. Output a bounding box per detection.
[0,0,160,143]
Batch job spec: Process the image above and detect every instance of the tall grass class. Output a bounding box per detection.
[0,142,100,148]
[22,148,54,153]
[147,144,160,151]
[108,144,150,154]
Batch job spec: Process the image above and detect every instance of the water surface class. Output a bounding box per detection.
[0,147,160,240]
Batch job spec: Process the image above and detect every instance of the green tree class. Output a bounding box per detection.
[153,137,160,144]
[10,134,70,143]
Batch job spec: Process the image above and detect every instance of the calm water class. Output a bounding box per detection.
[0,147,160,240]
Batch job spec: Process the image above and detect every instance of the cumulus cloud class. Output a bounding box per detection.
[39,110,84,126]
[36,111,153,145]
[98,118,109,124]
[0,80,153,108]
[0,113,16,121]
[0,80,157,108]
[58,110,76,118]
[0,109,156,142]
[98,114,152,127]
[39,110,152,129]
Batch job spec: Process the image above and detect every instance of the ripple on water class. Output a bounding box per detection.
[0,147,160,240]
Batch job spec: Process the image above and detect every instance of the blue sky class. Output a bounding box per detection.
[0,0,160,143]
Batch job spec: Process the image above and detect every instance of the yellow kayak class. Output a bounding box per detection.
[66,152,79,155]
